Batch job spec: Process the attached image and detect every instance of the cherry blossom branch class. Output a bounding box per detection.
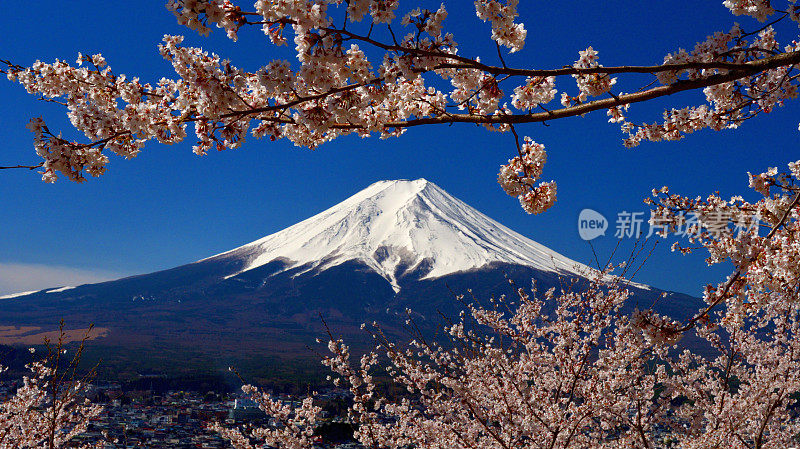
[235,7,795,79]
[431,57,796,78]
[0,163,44,170]
[366,50,800,129]
[5,2,800,207]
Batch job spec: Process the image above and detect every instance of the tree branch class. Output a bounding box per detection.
[0,163,43,170]
[370,50,800,129]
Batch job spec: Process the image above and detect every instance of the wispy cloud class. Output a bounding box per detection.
[0,262,126,296]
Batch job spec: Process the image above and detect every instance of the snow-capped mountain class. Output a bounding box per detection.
[0,179,696,379]
[206,179,590,292]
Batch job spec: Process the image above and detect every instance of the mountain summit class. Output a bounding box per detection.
[207,179,588,292]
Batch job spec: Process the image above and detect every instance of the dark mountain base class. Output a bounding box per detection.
[0,260,703,382]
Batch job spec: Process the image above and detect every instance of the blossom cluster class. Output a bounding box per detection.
[723,0,775,22]
[562,47,616,107]
[0,359,103,448]
[510,76,556,111]
[474,0,527,52]
[211,384,320,448]
[166,0,244,40]
[497,137,556,214]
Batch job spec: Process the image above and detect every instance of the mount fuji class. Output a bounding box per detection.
[205,179,602,292]
[0,179,701,378]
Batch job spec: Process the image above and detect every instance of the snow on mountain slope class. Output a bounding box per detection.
[205,179,602,292]
[0,290,39,299]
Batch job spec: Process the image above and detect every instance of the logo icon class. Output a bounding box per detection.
[578,209,607,241]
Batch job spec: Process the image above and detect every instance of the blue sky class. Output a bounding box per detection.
[0,1,797,296]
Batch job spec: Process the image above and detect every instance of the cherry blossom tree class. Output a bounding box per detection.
[4,1,800,447]
[0,324,103,448]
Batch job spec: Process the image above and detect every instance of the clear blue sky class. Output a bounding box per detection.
[0,1,796,296]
